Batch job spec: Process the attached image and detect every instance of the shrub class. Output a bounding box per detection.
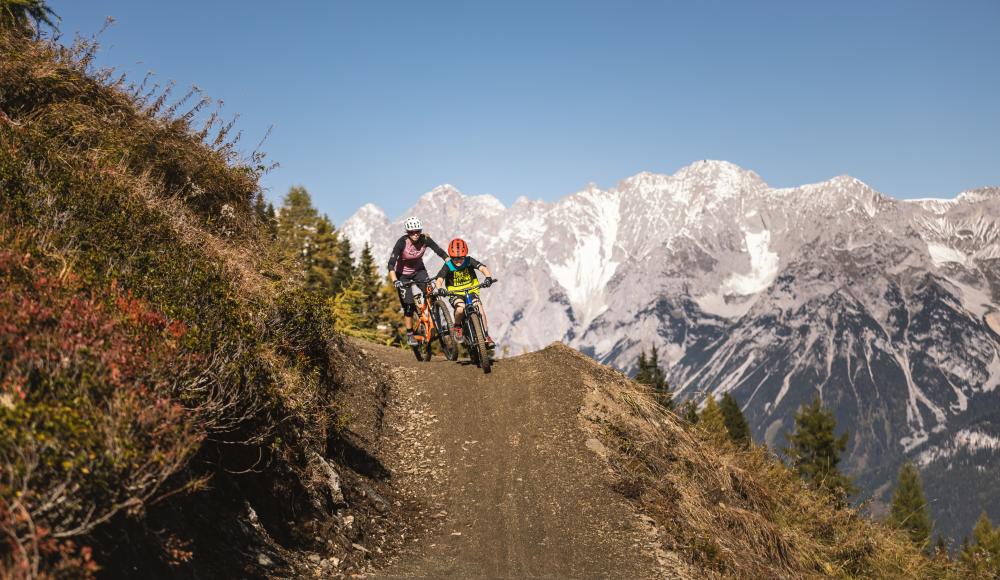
[0,249,204,577]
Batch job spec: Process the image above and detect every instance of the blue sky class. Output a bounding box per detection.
[54,1,1000,225]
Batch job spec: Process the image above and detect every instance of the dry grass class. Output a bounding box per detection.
[558,344,960,578]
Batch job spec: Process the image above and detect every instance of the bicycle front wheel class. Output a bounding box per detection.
[433,301,458,361]
[411,319,428,362]
[469,314,491,374]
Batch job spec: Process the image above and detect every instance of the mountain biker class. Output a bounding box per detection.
[433,238,496,348]
[387,217,448,346]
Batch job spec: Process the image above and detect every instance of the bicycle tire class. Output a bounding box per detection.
[469,314,491,373]
[411,318,428,362]
[465,318,480,366]
[432,301,458,361]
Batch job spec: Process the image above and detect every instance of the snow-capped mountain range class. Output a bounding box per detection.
[341,160,1000,540]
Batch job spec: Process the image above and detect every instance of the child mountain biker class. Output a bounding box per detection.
[433,238,496,348]
[387,217,449,346]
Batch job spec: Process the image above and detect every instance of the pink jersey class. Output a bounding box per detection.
[397,237,427,276]
[388,233,446,277]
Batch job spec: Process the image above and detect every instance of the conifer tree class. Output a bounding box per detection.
[633,346,673,410]
[331,236,355,296]
[306,215,339,295]
[719,392,751,447]
[349,243,382,328]
[887,461,932,547]
[276,186,318,262]
[699,395,729,445]
[0,0,57,35]
[783,396,855,500]
[647,346,673,410]
[634,350,651,385]
[331,288,377,340]
[960,512,1000,574]
[265,203,277,238]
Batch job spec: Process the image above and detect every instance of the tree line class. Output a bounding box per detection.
[259,186,404,344]
[630,344,1000,569]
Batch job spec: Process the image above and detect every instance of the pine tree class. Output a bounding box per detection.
[331,288,377,340]
[887,462,932,547]
[960,512,1000,574]
[633,346,673,410]
[331,236,355,296]
[0,0,57,36]
[306,215,339,296]
[350,243,381,328]
[719,392,751,448]
[276,186,318,259]
[265,203,277,238]
[275,186,323,285]
[783,396,855,500]
[699,395,729,445]
[647,346,673,410]
[634,350,651,385]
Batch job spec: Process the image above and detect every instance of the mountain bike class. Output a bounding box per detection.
[444,281,497,374]
[402,280,457,362]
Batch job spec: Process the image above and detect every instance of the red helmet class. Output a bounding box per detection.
[448,238,468,258]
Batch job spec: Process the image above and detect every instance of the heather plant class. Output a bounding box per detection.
[0,249,204,577]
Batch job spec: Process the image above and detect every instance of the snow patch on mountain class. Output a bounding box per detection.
[725,229,780,295]
[917,429,1000,467]
[942,277,994,318]
[547,188,621,327]
[927,242,973,268]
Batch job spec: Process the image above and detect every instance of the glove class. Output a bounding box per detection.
[393,280,405,289]
[435,287,447,297]
[481,277,493,288]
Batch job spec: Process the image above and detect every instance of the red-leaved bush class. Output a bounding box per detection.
[0,249,204,578]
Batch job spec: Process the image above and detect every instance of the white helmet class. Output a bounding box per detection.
[403,216,423,232]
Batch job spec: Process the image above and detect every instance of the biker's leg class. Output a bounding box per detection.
[474,296,495,347]
[413,270,433,302]
[447,296,464,340]
[397,275,419,345]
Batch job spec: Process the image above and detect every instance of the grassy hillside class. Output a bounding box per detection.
[1,29,402,578]
[563,344,967,578]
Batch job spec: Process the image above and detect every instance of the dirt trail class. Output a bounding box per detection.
[358,340,661,579]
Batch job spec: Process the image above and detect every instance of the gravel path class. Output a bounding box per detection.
[359,341,660,579]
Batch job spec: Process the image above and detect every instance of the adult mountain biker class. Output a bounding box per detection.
[433,238,496,348]
[387,217,449,346]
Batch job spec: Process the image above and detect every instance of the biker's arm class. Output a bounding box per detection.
[387,236,405,273]
[424,235,448,260]
[434,264,449,291]
[478,265,493,279]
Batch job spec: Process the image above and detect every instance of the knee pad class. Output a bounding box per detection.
[402,303,417,316]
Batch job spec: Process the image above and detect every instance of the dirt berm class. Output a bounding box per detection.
[364,340,677,579]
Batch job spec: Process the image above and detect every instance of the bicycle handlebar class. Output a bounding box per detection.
[442,278,498,298]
